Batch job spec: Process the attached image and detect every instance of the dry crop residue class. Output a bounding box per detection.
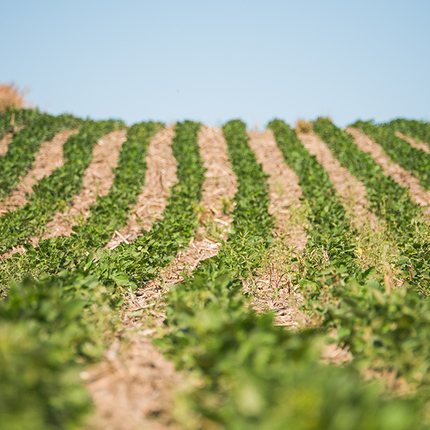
[346,127,430,211]
[298,131,380,229]
[106,126,177,249]
[43,130,127,238]
[0,130,78,214]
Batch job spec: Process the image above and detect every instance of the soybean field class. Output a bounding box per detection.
[2,108,430,430]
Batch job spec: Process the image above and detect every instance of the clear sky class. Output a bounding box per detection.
[2,0,429,127]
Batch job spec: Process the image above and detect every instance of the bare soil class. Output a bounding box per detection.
[0,130,78,214]
[84,312,182,430]
[347,127,430,211]
[106,126,177,250]
[0,125,26,156]
[43,130,127,238]
[0,132,14,156]
[248,129,307,252]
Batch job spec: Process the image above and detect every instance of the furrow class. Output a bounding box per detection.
[0,129,78,214]
[105,126,177,249]
[395,131,430,155]
[298,130,380,229]
[248,129,307,253]
[346,126,430,209]
[44,130,127,238]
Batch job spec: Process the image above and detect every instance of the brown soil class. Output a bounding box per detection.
[297,131,380,229]
[395,132,430,155]
[106,127,177,250]
[247,129,307,252]
[0,125,25,156]
[43,130,127,238]
[84,312,182,430]
[0,130,78,214]
[346,127,430,210]
[0,132,13,156]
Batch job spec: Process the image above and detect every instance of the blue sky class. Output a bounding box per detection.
[1,0,429,127]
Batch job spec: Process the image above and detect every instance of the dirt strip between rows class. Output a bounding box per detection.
[346,127,430,212]
[298,131,381,229]
[0,125,25,156]
[106,126,177,250]
[243,130,308,328]
[0,131,14,156]
[248,129,307,251]
[395,132,430,155]
[0,130,78,214]
[43,130,127,238]
[85,126,238,430]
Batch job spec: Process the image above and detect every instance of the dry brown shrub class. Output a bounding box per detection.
[0,82,28,113]
[295,119,313,133]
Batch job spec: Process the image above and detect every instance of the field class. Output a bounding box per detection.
[1,107,430,430]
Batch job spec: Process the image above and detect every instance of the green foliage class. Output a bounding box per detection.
[302,267,430,391]
[3,114,430,429]
[352,120,430,190]
[0,257,125,430]
[210,119,273,277]
[160,272,423,430]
